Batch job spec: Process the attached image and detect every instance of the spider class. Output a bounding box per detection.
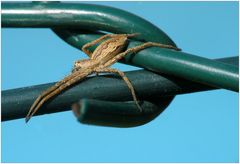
[25,33,180,122]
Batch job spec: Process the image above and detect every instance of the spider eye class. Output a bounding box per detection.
[74,61,81,66]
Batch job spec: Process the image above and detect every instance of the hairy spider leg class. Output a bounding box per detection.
[102,42,181,68]
[95,67,142,111]
[26,71,79,119]
[26,59,91,120]
[27,59,95,120]
[26,68,92,122]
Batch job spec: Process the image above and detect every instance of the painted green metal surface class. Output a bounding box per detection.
[2,55,237,122]
[2,2,238,92]
[1,2,176,46]
[73,98,173,128]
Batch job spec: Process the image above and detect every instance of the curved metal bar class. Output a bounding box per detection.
[72,98,174,128]
[2,2,238,91]
[53,30,239,92]
[2,55,237,122]
[1,2,176,46]
[1,69,212,122]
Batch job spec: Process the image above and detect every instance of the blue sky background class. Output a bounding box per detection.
[1,1,239,162]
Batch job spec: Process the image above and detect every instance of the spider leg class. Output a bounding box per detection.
[95,67,142,111]
[26,72,77,122]
[26,69,92,122]
[26,72,78,120]
[102,42,181,68]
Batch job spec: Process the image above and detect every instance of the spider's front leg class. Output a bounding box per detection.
[26,68,93,123]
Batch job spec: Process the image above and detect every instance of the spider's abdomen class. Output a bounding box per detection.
[91,36,128,65]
